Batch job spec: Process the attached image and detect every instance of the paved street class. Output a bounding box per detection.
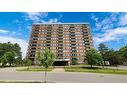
[0,66,127,83]
[0,71,127,83]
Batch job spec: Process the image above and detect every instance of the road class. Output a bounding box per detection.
[0,72,127,83]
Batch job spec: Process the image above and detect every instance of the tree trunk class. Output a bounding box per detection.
[116,65,118,70]
[102,61,104,68]
[103,60,106,68]
[44,69,47,83]
[104,60,105,66]
[91,64,92,68]
[9,63,11,67]
[2,63,5,68]
[27,66,29,70]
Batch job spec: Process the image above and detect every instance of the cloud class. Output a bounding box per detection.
[24,12,48,22]
[92,12,127,47]
[24,12,62,24]
[40,18,60,23]
[118,13,127,26]
[92,13,120,32]
[0,36,28,59]
[91,15,99,22]
[0,29,10,34]
[48,18,58,23]
[94,26,127,43]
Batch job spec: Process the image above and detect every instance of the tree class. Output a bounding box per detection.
[35,51,42,66]
[13,43,22,60]
[0,55,8,67]
[0,42,22,67]
[22,58,32,70]
[86,48,103,68]
[0,52,15,67]
[98,43,109,66]
[119,45,127,64]
[35,48,56,83]
[107,50,122,69]
[71,57,78,65]
[14,57,22,66]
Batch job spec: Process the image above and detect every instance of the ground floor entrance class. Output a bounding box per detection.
[53,59,70,66]
[53,61,68,66]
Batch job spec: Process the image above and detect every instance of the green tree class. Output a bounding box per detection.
[35,48,56,83]
[71,57,78,65]
[119,45,127,64]
[0,42,22,67]
[98,43,109,66]
[22,58,32,70]
[107,50,122,69]
[35,51,42,65]
[86,48,103,68]
[0,55,8,67]
[0,52,16,67]
[14,58,22,66]
[13,43,22,60]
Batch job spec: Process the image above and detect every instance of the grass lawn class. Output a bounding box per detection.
[65,65,127,75]
[16,66,53,72]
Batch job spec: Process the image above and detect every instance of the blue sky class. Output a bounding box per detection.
[0,12,127,58]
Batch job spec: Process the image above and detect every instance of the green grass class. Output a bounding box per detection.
[65,65,127,75]
[16,66,53,72]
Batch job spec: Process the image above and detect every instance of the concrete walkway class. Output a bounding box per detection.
[52,68,65,72]
[0,67,26,72]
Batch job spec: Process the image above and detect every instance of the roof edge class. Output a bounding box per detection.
[32,23,90,25]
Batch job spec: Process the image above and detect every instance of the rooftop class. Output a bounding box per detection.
[32,23,90,25]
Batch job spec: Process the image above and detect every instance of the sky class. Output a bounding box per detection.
[0,12,127,58]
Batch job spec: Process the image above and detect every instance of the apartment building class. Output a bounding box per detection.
[27,23,93,66]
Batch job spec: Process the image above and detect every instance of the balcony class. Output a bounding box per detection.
[47,35,51,37]
[46,38,51,40]
[58,32,63,34]
[46,41,51,43]
[47,32,51,35]
[31,48,36,50]
[58,50,63,52]
[83,33,88,36]
[71,54,77,56]
[71,40,76,43]
[57,33,63,36]
[32,41,37,44]
[31,44,37,46]
[70,34,75,37]
[33,38,38,40]
[71,50,77,53]
[58,40,63,42]
[33,32,39,35]
[58,38,63,40]
[57,47,63,49]
[46,43,51,46]
[85,45,90,48]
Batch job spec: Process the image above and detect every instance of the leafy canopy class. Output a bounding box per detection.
[86,48,103,67]
[119,45,127,61]
[36,48,56,68]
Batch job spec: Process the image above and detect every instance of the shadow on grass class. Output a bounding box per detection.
[80,66,101,70]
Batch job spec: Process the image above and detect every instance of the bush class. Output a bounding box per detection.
[71,57,78,65]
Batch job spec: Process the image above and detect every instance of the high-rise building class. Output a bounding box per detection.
[27,23,93,66]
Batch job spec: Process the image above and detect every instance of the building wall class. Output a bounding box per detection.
[27,23,93,64]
